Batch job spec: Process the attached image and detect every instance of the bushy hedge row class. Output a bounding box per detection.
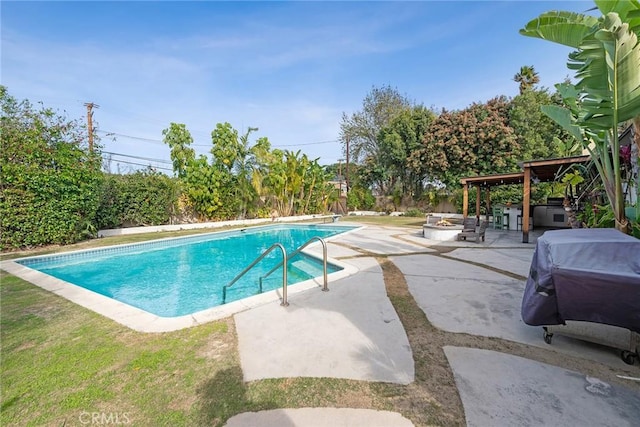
[1,87,182,249]
[1,87,104,249]
[96,171,180,230]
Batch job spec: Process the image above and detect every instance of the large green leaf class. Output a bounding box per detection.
[521,5,640,232]
[596,0,640,35]
[595,0,640,20]
[520,11,599,47]
[540,105,584,141]
[571,13,640,127]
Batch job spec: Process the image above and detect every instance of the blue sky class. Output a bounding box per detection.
[2,0,593,172]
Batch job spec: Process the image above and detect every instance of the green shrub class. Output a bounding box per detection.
[404,208,423,217]
[96,170,180,229]
[578,203,615,229]
[0,87,103,249]
[346,186,375,211]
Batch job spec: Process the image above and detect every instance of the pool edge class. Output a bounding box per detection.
[0,226,363,333]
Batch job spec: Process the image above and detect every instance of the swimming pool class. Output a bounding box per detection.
[13,224,357,319]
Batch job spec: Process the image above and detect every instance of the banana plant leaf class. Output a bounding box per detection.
[540,105,583,141]
[519,11,599,48]
[521,2,640,233]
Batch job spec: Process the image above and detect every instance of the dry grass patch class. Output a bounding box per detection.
[377,257,466,426]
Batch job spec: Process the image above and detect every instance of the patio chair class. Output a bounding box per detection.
[492,206,508,230]
[462,217,477,232]
[457,220,489,242]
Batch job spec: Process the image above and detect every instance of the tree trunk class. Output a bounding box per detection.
[563,197,581,228]
[303,175,316,214]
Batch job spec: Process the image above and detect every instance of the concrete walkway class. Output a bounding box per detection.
[445,347,640,427]
[392,252,633,366]
[228,223,640,426]
[235,256,414,384]
[225,408,414,427]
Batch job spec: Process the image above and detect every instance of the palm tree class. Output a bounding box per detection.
[235,127,259,219]
[513,65,540,94]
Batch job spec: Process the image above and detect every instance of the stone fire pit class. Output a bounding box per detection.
[423,219,463,241]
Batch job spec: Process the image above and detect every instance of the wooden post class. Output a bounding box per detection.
[523,167,531,243]
[462,183,469,218]
[475,185,481,223]
[485,186,491,224]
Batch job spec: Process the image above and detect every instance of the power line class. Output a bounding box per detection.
[98,129,339,149]
[39,100,339,151]
[103,158,173,172]
[97,129,211,149]
[192,139,339,148]
[102,151,172,165]
[97,130,165,144]
[273,139,339,147]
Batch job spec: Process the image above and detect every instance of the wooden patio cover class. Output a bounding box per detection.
[460,155,591,243]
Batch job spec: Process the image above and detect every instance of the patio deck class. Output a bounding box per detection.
[230,222,639,426]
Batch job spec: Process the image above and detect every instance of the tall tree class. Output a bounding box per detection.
[210,122,240,172]
[249,136,276,212]
[340,85,412,165]
[235,127,259,219]
[409,97,519,189]
[182,155,237,220]
[508,88,578,161]
[520,0,640,233]
[377,105,436,199]
[513,65,540,94]
[210,123,271,219]
[162,123,195,178]
[260,150,332,216]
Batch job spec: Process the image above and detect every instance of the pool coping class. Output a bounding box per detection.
[1,224,363,333]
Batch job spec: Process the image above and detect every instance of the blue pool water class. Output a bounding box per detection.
[18,224,355,317]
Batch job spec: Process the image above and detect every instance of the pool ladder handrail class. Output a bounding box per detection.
[260,236,328,292]
[222,243,289,306]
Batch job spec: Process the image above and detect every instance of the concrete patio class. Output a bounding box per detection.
[228,223,640,426]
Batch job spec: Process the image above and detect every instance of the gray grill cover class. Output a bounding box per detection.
[521,228,640,332]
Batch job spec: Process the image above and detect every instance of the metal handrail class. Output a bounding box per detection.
[222,243,289,306]
[260,237,328,292]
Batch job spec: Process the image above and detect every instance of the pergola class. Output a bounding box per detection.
[460,155,591,243]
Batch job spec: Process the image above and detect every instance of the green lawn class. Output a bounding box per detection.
[1,270,397,426]
[341,215,426,228]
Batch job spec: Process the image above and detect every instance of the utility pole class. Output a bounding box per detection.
[84,102,99,152]
[345,136,350,192]
[337,158,344,197]
[344,136,350,212]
